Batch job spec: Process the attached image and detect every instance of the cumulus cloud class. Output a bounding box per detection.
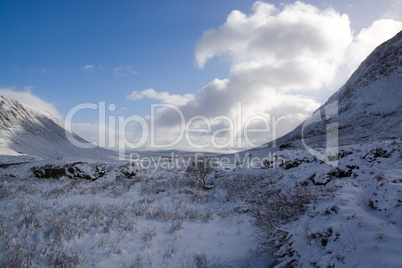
[0,88,62,121]
[142,1,402,151]
[113,65,138,76]
[196,1,353,90]
[127,88,195,106]
[148,1,353,149]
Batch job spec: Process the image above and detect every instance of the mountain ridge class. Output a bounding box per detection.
[0,96,116,162]
[258,30,402,152]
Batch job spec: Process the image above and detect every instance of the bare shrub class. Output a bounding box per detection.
[223,171,283,202]
[253,187,317,228]
[193,252,208,268]
[185,157,217,190]
[251,186,321,260]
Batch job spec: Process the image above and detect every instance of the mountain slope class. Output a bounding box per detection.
[225,32,402,267]
[260,30,402,153]
[0,96,116,162]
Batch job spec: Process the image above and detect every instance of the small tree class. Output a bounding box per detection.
[185,157,216,190]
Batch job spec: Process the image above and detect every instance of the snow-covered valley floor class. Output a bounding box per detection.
[1,139,401,267]
[0,160,265,267]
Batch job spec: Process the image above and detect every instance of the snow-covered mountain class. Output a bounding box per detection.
[260,30,402,152]
[0,96,116,162]
[227,31,402,267]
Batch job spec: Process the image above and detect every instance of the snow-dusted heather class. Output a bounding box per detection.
[1,139,401,267]
[0,160,266,267]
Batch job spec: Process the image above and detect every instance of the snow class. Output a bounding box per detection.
[0,161,265,267]
[0,28,401,268]
[1,139,401,267]
[0,95,117,162]
[239,140,402,267]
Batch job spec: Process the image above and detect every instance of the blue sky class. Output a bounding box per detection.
[1,0,401,152]
[1,0,257,117]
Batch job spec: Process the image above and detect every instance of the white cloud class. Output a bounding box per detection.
[113,65,138,76]
[346,19,402,70]
[80,65,95,72]
[151,1,355,147]
[127,88,195,106]
[196,1,353,90]
[63,2,401,152]
[196,2,353,67]
[0,88,62,121]
[143,1,402,151]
